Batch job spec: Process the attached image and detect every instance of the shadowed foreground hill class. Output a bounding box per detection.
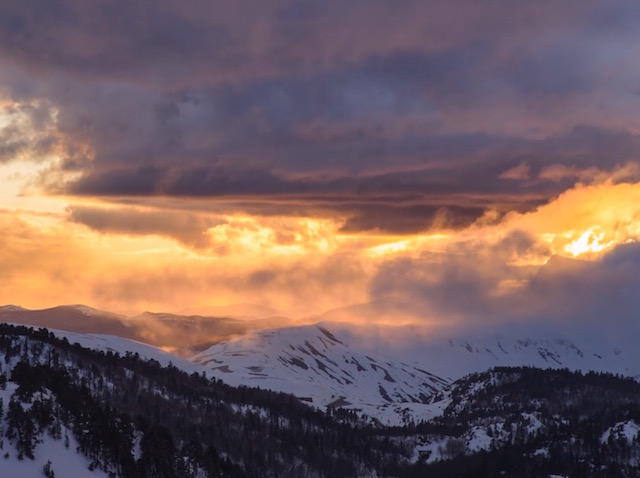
[1,324,640,477]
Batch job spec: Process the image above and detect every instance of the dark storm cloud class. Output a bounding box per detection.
[67,205,225,249]
[0,0,227,82]
[64,162,537,233]
[337,204,484,234]
[2,0,640,231]
[60,123,640,233]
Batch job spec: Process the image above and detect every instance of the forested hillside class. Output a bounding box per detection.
[2,324,640,477]
[0,324,406,477]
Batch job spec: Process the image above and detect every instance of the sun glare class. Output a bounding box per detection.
[367,240,410,256]
[563,227,615,257]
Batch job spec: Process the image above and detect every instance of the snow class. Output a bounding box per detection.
[4,317,640,473]
[359,398,451,427]
[0,376,108,478]
[8,313,640,430]
[601,420,640,444]
[522,412,544,435]
[465,426,493,453]
[24,327,207,376]
[191,324,449,426]
[413,438,447,464]
[190,319,640,426]
[316,321,640,381]
[0,330,211,478]
[0,433,110,478]
[533,447,549,457]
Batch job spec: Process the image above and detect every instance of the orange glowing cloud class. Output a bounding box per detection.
[499,176,640,261]
[3,171,640,322]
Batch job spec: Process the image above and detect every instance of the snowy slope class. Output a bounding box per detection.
[0,329,214,478]
[191,324,449,425]
[10,313,640,427]
[292,321,640,381]
[192,321,640,425]
[0,382,110,478]
[0,430,110,477]
[4,324,207,377]
[0,341,112,478]
[50,329,204,372]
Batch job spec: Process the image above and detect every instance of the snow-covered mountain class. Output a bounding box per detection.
[0,324,405,478]
[191,324,449,425]
[48,328,207,375]
[192,321,640,425]
[4,323,640,477]
[7,303,640,427]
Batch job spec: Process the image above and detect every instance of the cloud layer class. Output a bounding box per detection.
[1,1,640,324]
[2,1,640,232]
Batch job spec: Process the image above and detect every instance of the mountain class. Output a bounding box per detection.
[191,323,450,425]
[400,366,640,477]
[46,327,206,375]
[193,320,640,426]
[0,304,284,357]
[7,304,640,427]
[0,304,133,336]
[0,324,406,478]
[2,323,640,477]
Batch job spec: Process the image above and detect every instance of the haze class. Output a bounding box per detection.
[1,1,640,332]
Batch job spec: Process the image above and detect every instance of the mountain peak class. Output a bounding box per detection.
[192,323,450,426]
[0,304,27,312]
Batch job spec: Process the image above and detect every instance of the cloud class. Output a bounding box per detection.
[1,0,639,239]
[2,0,640,324]
[499,162,530,180]
[1,1,639,193]
[369,239,640,332]
[0,206,370,316]
[0,0,224,83]
[0,100,60,163]
[2,173,640,324]
[367,178,640,329]
[525,247,640,327]
[67,205,226,249]
[57,124,640,234]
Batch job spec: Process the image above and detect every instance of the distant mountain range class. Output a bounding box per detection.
[0,304,289,356]
[3,303,640,427]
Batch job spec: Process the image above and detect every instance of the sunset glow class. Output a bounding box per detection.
[2,173,639,320]
[1,1,640,330]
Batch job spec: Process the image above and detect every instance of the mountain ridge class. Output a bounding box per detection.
[193,320,640,425]
[0,304,280,357]
[2,324,640,477]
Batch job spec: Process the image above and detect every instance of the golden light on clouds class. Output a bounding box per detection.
[4,0,640,337]
[2,143,640,321]
[563,227,614,257]
[502,178,640,262]
[206,216,339,256]
[356,176,640,271]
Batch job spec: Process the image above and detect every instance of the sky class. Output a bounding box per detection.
[1,0,640,328]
